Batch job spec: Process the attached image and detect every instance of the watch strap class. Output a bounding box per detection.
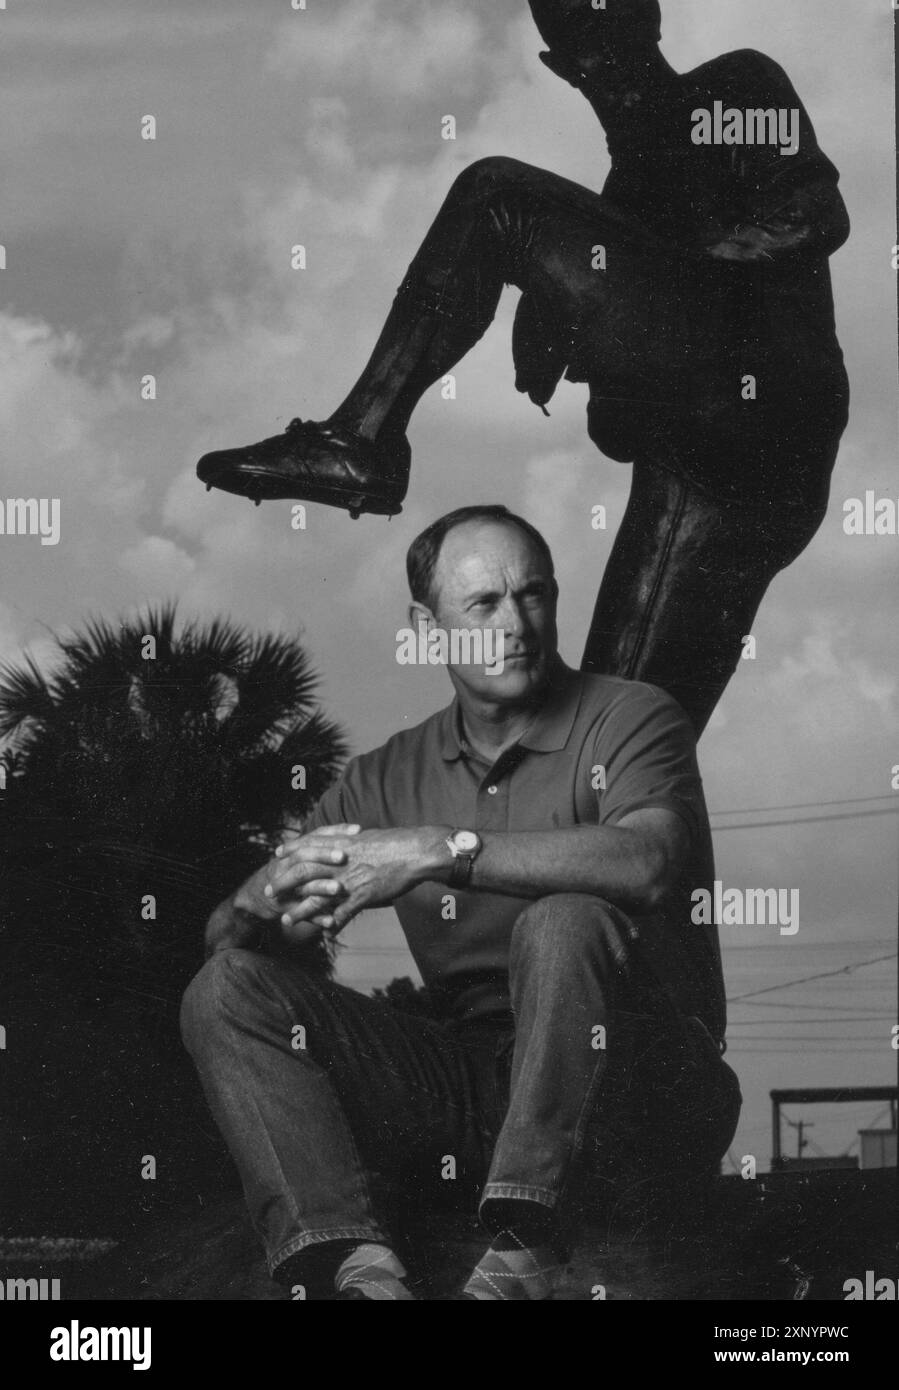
[448,851,475,890]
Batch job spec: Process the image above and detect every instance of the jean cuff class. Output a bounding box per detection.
[269,1225,388,1278]
[479,1183,558,1211]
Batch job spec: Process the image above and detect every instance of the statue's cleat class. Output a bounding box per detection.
[196,418,409,518]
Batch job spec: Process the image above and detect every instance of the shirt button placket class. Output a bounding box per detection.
[479,774,510,830]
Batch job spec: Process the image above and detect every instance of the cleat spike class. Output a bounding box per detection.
[254,497,262,507]
[206,483,213,492]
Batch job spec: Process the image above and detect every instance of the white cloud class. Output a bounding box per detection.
[0,602,25,669]
[244,165,405,292]
[267,0,486,99]
[119,536,197,589]
[1,4,248,51]
[770,617,898,729]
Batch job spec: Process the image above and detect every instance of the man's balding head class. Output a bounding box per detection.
[407,504,555,615]
[406,505,559,708]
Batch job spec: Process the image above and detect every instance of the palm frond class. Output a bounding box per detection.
[0,604,348,990]
[0,652,59,738]
[221,632,322,752]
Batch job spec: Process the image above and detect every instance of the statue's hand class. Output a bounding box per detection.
[708,221,807,262]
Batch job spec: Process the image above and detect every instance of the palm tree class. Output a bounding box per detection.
[0,605,348,1233]
[0,603,347,988]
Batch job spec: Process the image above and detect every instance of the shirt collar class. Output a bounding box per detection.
[438,658,584,762]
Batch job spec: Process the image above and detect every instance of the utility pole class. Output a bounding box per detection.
[785,1117,813,1160]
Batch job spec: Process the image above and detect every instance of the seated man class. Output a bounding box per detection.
[181,504,741,1301]
[197,0,849,734]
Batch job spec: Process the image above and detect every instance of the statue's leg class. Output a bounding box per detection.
[331,159,665,442]
[197,158,663,512]
[581,454,837,737]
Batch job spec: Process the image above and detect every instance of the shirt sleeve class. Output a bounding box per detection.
[597,684,706,844]
[296,750,384,834]
[296,780,347,836]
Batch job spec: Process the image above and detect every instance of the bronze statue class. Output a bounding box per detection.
[197,0,849,734]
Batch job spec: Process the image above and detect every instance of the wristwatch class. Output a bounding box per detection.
[445,829,482,889]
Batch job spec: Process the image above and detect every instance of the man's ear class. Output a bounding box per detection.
[539,48,582,88]
[409,600,435,632]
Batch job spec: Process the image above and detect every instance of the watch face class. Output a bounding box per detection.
[453,830,479,853]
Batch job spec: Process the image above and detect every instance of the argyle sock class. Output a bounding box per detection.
[334,1242,416,1301]
[461,1231,560,1301]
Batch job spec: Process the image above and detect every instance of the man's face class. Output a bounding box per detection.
[424,520,559,708]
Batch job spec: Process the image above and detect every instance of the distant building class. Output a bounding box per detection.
[770,1086,898,1171]
[858,1129,897,1170]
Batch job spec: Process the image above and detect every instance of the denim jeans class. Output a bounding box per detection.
[180,893,741,1279]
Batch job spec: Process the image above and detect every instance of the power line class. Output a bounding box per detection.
[712,807,899,832]
[710,793,897,818]
[733,1017,894,1028]
[733,1006,894,1017]
[726,952,897,1004]
[724,939,897,950]
[729,1032,889,1040]
[730,1044,888,1051]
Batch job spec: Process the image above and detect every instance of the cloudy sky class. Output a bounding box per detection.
[1,0,896,1168]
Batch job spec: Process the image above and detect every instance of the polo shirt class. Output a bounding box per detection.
[304,660,726,1040]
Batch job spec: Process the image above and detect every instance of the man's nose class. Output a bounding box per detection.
[495,597,528,639]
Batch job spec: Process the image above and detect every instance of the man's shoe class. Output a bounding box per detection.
[196,418,410,518]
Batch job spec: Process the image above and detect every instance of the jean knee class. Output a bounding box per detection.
[180,948,272,1052]
[512,893,634,969]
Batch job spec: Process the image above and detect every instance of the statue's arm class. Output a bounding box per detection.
[708,178,850,265]
[748,178,849,259]
[707,50,850,264]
